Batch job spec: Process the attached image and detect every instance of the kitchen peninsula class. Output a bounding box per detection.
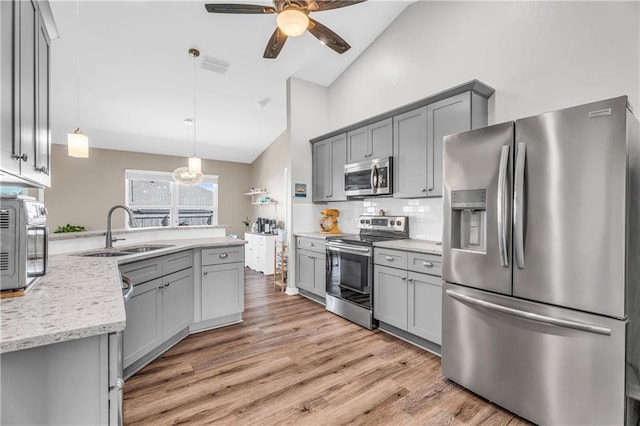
[0,236,246,425]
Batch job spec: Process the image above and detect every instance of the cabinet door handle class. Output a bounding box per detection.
[401,276,407,281]
[165,283,171,288]
[422,261,434,267]
[35,166,48,174]
[420,188,427,192]
[11,153,28,162]
[203,271,208,276]
[308,242,315,247]
[385,256,394,261]
[407,278,414,282]
[219,253,228,259]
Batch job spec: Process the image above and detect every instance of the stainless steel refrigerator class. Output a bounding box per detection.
[442,96,640,425]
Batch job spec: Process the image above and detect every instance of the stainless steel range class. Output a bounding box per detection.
[325,215,409,329]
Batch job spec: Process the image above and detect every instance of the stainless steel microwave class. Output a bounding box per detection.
[0,196,48,291]
[344,157,392,197]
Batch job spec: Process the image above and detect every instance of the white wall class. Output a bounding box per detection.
[298,1,640,241]
[329,1,639,127]
[287,77,330,234]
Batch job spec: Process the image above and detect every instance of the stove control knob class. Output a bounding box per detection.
[390,220,395,226]
[396,220,402,226]
[360,219,365,224]
[365,220,370,225]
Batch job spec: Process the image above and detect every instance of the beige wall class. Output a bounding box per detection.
[46,144,252,236]
[249,131,288,228]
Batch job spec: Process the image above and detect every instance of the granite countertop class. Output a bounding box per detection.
[0,236,245,354]
[294,232,356,240]
[50,225,229,241]
[373,239,443,255]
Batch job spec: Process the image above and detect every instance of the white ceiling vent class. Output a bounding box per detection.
[201,57,230,75]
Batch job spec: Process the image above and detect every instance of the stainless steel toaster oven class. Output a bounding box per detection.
[0,196,48,291]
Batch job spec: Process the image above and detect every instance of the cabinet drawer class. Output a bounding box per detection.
[407,252,442,277]
[374,248,407,269]
[119,257,163,286]
[163,250,193,275]
[202,245,245,266]
[296,237,325,254]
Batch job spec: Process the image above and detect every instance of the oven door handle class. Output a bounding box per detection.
[327,243,369,252]
[327,243,372,256]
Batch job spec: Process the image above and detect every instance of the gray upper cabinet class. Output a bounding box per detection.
[346,118,393,164]
[394,91,488,198]
[393,107,428,198]
[426,92,479,198]
[311,81,493,202]
[1,0,53,187]
[312,133,346,202]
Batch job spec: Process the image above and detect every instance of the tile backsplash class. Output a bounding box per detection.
[312,197,443,241]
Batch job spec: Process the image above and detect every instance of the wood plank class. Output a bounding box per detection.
[123,268,531,425]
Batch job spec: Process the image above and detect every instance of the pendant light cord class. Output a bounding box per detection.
[192,51,197,157]
[76,0,81,130]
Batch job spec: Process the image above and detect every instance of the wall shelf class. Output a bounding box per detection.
[245,190,276,205]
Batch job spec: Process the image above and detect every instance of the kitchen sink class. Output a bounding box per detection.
[76,244,175,257]
[80,251,130,257]
[118,244,175,253]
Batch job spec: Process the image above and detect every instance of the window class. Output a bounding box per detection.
[125,170,218,228]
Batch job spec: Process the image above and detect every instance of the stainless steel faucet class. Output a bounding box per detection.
[105,205,137,249]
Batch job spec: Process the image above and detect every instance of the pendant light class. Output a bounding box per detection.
[67,0,88,158]
[187,48,201,174]
[173,48,203,185]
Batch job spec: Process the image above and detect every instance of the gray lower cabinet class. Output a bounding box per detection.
[373,247,442,347]
[120,250,193,369]
[296,249,325,297]
[373,265,408,329]
[201,262,244,321]
[312,133,347,202]
[123,277,162,367]
[161,268,193,341]
[295,237,326,299]
[1,334,109,425]
[407,271,442,344]
[200,246,245,322]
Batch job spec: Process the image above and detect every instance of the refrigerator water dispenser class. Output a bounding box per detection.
[450,189,486,252]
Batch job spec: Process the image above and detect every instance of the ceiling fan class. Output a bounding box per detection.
[204,1,366,59]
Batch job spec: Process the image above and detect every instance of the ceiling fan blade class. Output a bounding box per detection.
[263,27,288,59]
[307,0,366,12]
[307,18,350,54]
[205,3,276,14]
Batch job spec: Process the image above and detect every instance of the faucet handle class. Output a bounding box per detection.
[112,237,126,244]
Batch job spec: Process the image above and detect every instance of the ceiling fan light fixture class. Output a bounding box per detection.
[277,9,309,37]
[67,128,89,158]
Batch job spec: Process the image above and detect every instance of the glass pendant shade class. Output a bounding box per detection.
[67,128,89,158]
[277,9,309,36]
[172,166,204,185]
[188,156,202,174]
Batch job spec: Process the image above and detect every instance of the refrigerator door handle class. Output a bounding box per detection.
[497,145,510,267]
[445,289,611,336]
[514,142,526,269]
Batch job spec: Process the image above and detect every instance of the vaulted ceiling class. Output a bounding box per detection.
[49,0,411,163]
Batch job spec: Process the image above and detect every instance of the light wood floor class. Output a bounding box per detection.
[123,269,530,425]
